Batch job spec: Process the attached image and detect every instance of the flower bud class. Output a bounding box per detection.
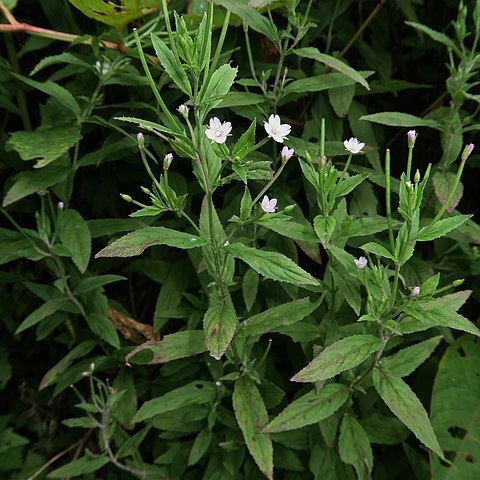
[57,201,64,210]
[405,181,412,189]
[320,155,327,168]
[414,169,421,183]
[283,204,296,213]
[137,132,144,150]
[177,104,189,117]
[452,278,464,287]
[141,186,152,195]
[164,153,173,170]
[121,193,132,202]
[412,286,420,296]
[461,143,474,162]
[407,130,417,148]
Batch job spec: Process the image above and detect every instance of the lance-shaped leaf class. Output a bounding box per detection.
[95,227,206,258]
[360,111,442,129]
[339,415,373,480]
[417,215,471,242]
[245,297,321,337]
[233,376,273,480]
[48,455,109,478]
[133,381,216,422]
[199,63,237,113]
[433,172,463,214]
[58,209,91,273]
[203,294,237,360]
[291,335,383,383]
[125,331,207,365]
[264,384,349,433]
[225,243,318,286]
[373,366,443,457]
[431,335,480,480]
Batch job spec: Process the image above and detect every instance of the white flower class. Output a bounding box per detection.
[57,201,64,210]
[264,114,291,143]
[405,181,412,189]
[205,117,232,144]
[261,195,277,213]
[137,132,144,149]
[407,130,417,147]
[95,60,110,76]
[281,146,294,163]
[354,256,368,270]
[177,104,189,117]
[344,137,365,154]
[462,143,474,161]
[412,286,420,296]
[164,153,173,169]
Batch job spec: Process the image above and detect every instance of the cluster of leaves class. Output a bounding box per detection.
[1,0,480,479]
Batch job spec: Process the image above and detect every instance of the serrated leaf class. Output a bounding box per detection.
[360,414,409,445]
[242,268,259,312]
[225,243,318,286]
[406,21,459,53]
[30,52,91,76]
[373,367,443,457]
[245,297,321,337]
[381,336,443,377]
[431,335,480,480]
[233,376,273,480]
[8,125,82,168]
[264,384,349,433]
[360,112,442,129]
[74,275,126,295]
[125,331,207,365]
[339,415,373,480]
[15,297,68,334]
[86,313,120,348]
[200,63,237,112]
[133,381,216,422]
[294,48,370,90]
[283,72,357,95]
[2,165,70,207]
[48,455,109,478]
[39,340,96,390]
[204,294,237,359]
[232,119,256,161]
[291,335,383,383]
[151,33,192,96]
[433,172,463,214]
[361,242,395,261]
[417,215,471,241]
[58,209,91,273]
[95,227,206,258]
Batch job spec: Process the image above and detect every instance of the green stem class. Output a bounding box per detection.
[209,7,230,75]
[160,0,180,66]
[385,149,395,254]
[339,154,352,181]
[320,117,325,160]
[391,263,400,308]
[406,146,413,181]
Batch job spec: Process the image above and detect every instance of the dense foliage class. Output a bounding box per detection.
[1,1,480,479]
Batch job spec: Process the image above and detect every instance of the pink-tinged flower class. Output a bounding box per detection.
[137,132,144,149]
[407,130,417,148]
[281,146,294,163]
[344,137,365,154]
[57,201,64,210]
[321,155,327,167]
[177,104,189,117]
[264,114,291,143]
[205,117,232,144]
[412,286,420,296]
[164,153,173,169]
[462,143,474,161]
[261,195,277,213]
[354,256,368,270]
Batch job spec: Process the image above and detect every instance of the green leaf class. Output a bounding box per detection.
[2,165,70,207]
[339,415,373,480]
[361,242,395,261]
[13,74,80,117]
[85,313,120,348]
[283,72,358,95]
[30,52,91,76]
[417,215,471,241]
[39,340,96,390]
[218,92,265,108]
[74,275,126,295]
[199,63,238,112]
[431,335,480,480]
[214,0,277,42]
[48,455,108,478]
[381,336,443,377]
[291,335,383,383]
[133,381,216,422]
[313,215,336,244]
[225,243,318,286]
[329,84,356,117]
[8,124,82,168]
[125,331,207,365]
[264,384,349,433]
[259,218,319,243]
[232,119,256,161]
[360,414,409,445]
[117,425,151,459]
[294,48,370,90]
[233,376,273,480]
[203,293,237,360]
[95,227,206,258]
[188,428,212,466]
[433,172,463,214]
[242,268,259,312]
[58,209,91,273]
[15,297,68,334]
[151,33,192,96]
[334,174,369,198]
[373,367,443,457]
[341,216,389,238]
[245,297,321,337]
[406,21,459,53]
[360,111,442,129]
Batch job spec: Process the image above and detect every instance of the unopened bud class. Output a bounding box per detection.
[452,279,464,287]
[177,104,189,117]
[412,286,420,296]
[414,169,421,183]
[90,362,95,371]
[137,132,144,150]
[405,181,412,189]
[320,155,327,167]
[305,151,312,164]
[283,204,296,213]
[141,186,152,195]
[121,193,132,202]
[164,153,173,170]
[407,130,417,148]
[57,201,64,210]
[461,143,474,162]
